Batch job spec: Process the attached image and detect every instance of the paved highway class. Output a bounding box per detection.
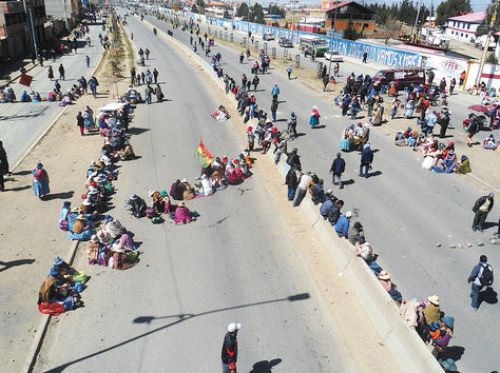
[33,15,402,372]
[0,24,104,166]
[141,12,500,372]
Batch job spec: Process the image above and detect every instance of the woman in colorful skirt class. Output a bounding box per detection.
[32,162,50,199]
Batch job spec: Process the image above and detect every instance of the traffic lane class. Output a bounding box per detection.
[35,18,354,372]
[152,18,500,371]
[0,24,104,165]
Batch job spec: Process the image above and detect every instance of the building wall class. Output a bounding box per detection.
[445,20,479,42]
[326,18,375,35]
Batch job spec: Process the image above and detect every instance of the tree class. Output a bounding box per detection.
[236,3,249,19]
[435,0,472,26]
[223,8,230,19]
[250,3,265,24]
[476,0,500,36]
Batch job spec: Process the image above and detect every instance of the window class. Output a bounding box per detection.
[467,23,471,30]
[461,33,463,37]
[364,23,369,28]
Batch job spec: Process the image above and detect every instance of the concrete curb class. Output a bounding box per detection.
[148,18,443,372]
[11,49,105,172]
[22,46,105,373]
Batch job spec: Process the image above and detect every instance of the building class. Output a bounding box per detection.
[44,0,81,29]
[0,0,46,60]
[444,11,485,42]
[324,1,375,36]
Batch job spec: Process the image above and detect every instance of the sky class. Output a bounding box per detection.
[260,0,491,12]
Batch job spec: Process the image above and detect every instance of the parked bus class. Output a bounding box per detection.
[299,35,328,57]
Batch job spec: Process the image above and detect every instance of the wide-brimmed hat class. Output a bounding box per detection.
[378,270,391,280]
[181,178,187,183]
[428,295,440,306]
[227,323,241,333]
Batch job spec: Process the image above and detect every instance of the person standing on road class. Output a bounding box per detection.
[359,143,374,178]
[439,107,450,138]
[145,84,152,104]
[472,193,495,232]
[287,112,297,139]
[89,76,99,98]
[58,63,65,80]
[153,68,159,84]
[76,111,85,136]
[252,75,259,91]
[271,83,280,102]
[221,323,240,373]
[330,152,346,189]
[322,74,330,92]
[362,51,368,63]
[285,165,300,201]
[0,141,9,192]
[131,67,136,85]
[287,64,292,80]
[271,100,278,122]
[333,62,340,77]
[85,55,90,68]
[468,255,494,310]
[32,162,49,199]
[459,70,466,87]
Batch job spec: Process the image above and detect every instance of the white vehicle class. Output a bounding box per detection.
[474,34,496,50]
[324,50,344,62]
[263,33,275,41]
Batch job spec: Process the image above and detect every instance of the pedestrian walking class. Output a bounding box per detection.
[449,77,456,95]
[390,97,401,119]
[287,64,292,80]
[131,67,136,85]
[439,107,450,138]
[153,68,159,84]
[0,141,9,192]
[359,143,374,178]
[472,193,495,232]
[54,79,61,93]
[333,62,340,77]
[221,323,240,373]
[271,83,280,102]
[459,70,466,87]
[85,55,90,68]
[362,51,368,63]
[322,74,329,92]
[468,255,494,310]
[76,111,85,136]
[58,63,65,80]
[271,100,278,122]
[252,75,259,91]
[274,137,287,165]
[330,152,346,189]
[246,126,255,151]
[287,112,297,139]
[32,162,49,199]
[145,84,152,104]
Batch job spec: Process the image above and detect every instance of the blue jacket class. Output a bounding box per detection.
[320,199,334,216]
[335,215,350,237]
[361,147,373,165]
[271,86,280,96]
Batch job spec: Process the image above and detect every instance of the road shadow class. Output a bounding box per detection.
[127,127,150,135]
[43,293,310,372]
[342,178,355,186]
[249,358,282,373]
[12,170,32,176]
[44,191,74,201]
[6,185,31,192]
[311,125,326,129]
[0,258,36,272]
[479,287,498,307]
[439,345,465,362]
[367,170,382,178]
[482,221,499,231]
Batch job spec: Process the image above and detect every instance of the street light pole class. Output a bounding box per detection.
[22,0,38,59]
[247,0,250,48]
[327,5,338,77]
[476,0,499,86]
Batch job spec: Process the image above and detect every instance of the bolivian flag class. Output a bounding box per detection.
[195,141,214,168]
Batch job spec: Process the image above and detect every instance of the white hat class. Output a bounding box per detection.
[82,199,92,206]
[181,178,187,183]
[227,323,241,333]
[345,211,352,218]
[378,270,391,280]
[428,295,440,306]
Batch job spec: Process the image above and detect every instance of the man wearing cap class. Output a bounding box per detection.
[472,193,495,232]
[330,153,346,189]
[335,211,352,238]
[221,323,240,373]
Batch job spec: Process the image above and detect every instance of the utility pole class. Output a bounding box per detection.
[62,0,70,31]
[327,4,338,77]
[290,0,297,44]
[247,0,250,48]
[22,0,38,59]
[476,0,499,86]
[411,0,423,43]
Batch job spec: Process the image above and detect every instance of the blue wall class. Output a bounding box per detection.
[170,9,423,69]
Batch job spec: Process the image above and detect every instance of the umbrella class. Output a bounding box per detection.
[468,104,489,113]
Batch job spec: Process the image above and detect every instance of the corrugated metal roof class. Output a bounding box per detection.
[448,11,485,23]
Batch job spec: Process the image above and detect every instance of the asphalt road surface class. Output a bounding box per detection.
[32,16,384,373]
[140,12,500,372]
[0,24,104,166]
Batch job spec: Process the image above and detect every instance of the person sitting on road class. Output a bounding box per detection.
[482,134,498,150]
[348,222,365,245]
[20,90,31,102]
[174,201,194,224]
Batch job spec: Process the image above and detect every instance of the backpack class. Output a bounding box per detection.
[479,264,494,286]
[473,197,485,213]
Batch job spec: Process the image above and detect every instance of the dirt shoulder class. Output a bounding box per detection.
[0,21,133,370]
